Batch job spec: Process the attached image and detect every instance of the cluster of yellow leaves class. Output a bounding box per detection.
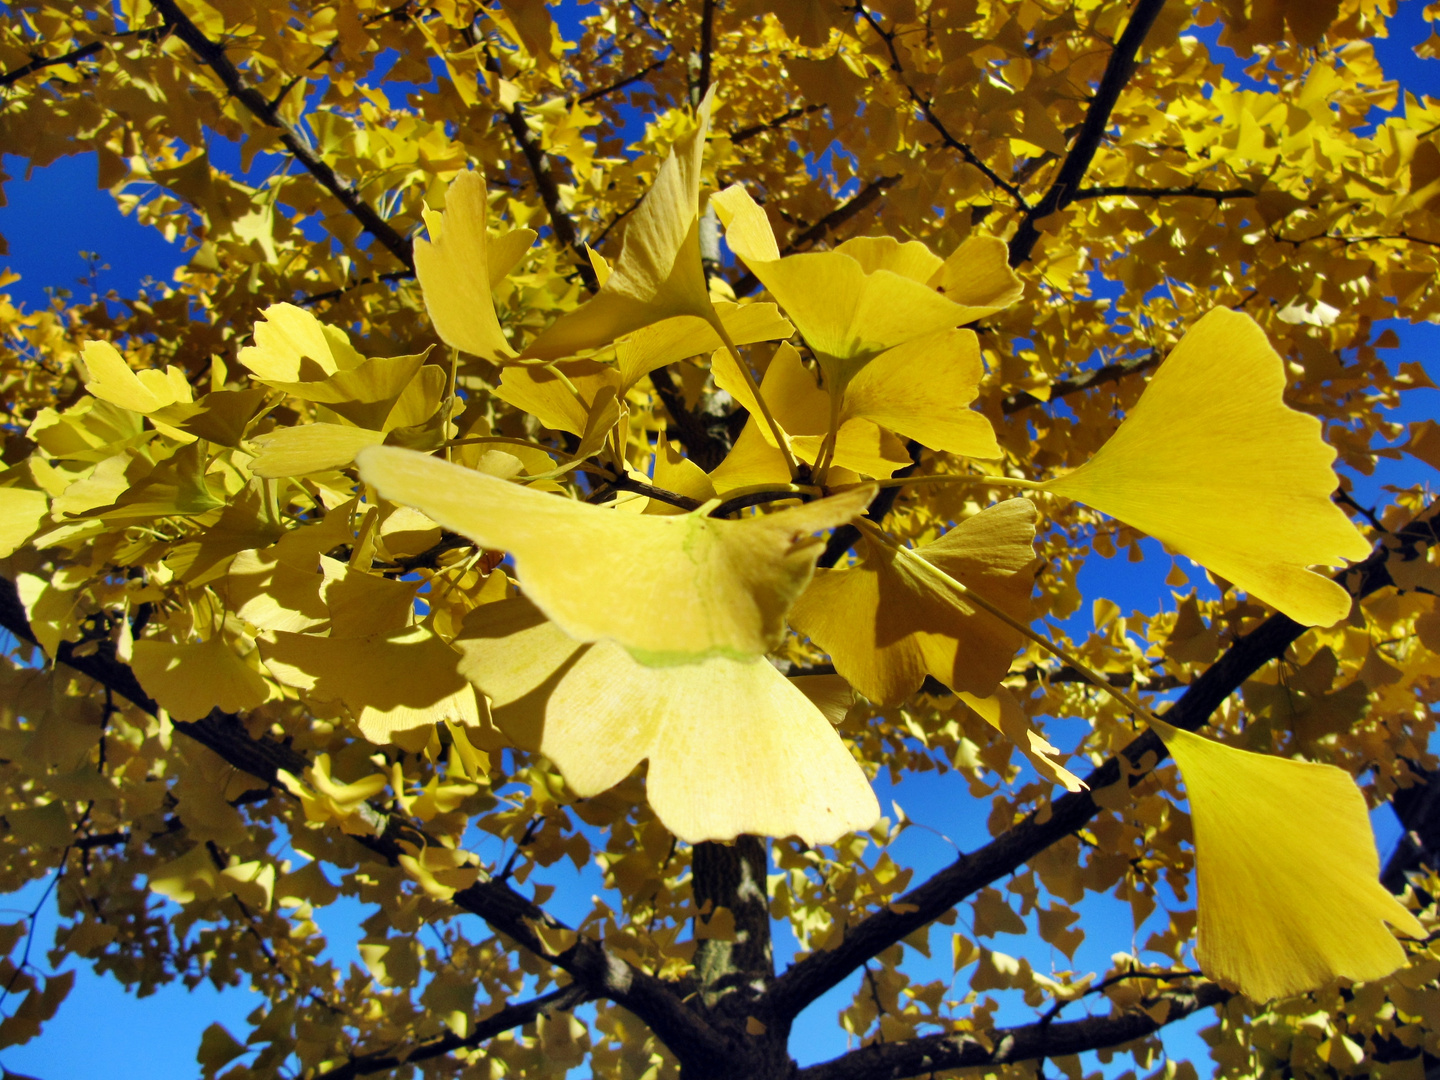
[0,0,1437,1074]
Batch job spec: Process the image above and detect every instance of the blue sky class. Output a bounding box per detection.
[2,4,1438,1078]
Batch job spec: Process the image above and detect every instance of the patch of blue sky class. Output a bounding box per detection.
[783,759,1215,1072]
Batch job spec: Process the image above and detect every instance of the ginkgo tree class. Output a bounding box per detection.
[0,0,1438,1078]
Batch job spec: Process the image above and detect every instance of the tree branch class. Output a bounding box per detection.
[1007,0,1170,268]
[1072,185,1258,202]
[649,364,734,470]
[315,984,592,1080]
[851,1,1027,209]
[0,41,104,87]
[729,103,825,144]
[795,983,1231,1080]
[0,574,728,1066]
[817,441,922,569]
[1001,351,1162,414]
[299,269,416,307]
[146,0,414,270]
[482,51,599,292]
[695,0,716,101]
[767,502,1436,1021]
[575,57,666,106]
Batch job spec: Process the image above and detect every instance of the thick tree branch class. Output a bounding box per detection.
[695,0,716,101]
[649,364,734,469]
[767,503,1436,1021]
[1007,0,1170,268]
[1383,759,1440,892]
[796,983,1231,1080]
[693,837,774,1010]
[315,984,592,1080]
[731,175,899,296]
[146,0,414,270]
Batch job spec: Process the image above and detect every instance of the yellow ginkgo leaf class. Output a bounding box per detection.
[248,424,386,479]
[81,340,196,441]
[414,170,536,360]
[645,440,716,516]
[152,387,271,447]
[958,688,1085,792]
[1042,309,1369,627]
[710,184,971,392]
[82,340,193,414]
[840,329,1000,459]
[706,410,871,497]
[131,635,270,722]
[358,445,874,663]
[790,500,1038,705]
[790,673,855,726]
[494,360,619,436]
[707,413,794,495]
[1152,717,1424,1000]
[148,844,223,904]
[455,598,879,844]
[237,303,366,383]
[260,625,483,744]
[0,487,49,558]
[278,753,388,835]
[524,90,716,360]
[263,351,432,430]
[616,302,793,391]
[926,235,1025,316]
[832,235,944,281]
[711,343,910,478]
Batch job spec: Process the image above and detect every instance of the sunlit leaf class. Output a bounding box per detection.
[791,500,1038,704]
[414,169,536,360]
[455,598,878,843]
[358,445,874,662]
[1042,309,1369,626]
[1153,717,1424,1000]
[524,90,717,359]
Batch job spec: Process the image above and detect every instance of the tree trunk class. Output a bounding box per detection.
[684,837,793,1078]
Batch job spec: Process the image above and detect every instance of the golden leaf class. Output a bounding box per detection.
[1042,309,1369,626]
[130,634,270,721]
[1153,717,1424,1000]
[357,445,874,663]
[790,500,1038,704]
[455,598,879,843]
[524,90,717,359]
[414,169,536,360]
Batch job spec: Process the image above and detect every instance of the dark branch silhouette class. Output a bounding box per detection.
[766,502,1436,1020]
[1007,0,1170,267]
[313,986,593,1080]
[797,983,1232,1080]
